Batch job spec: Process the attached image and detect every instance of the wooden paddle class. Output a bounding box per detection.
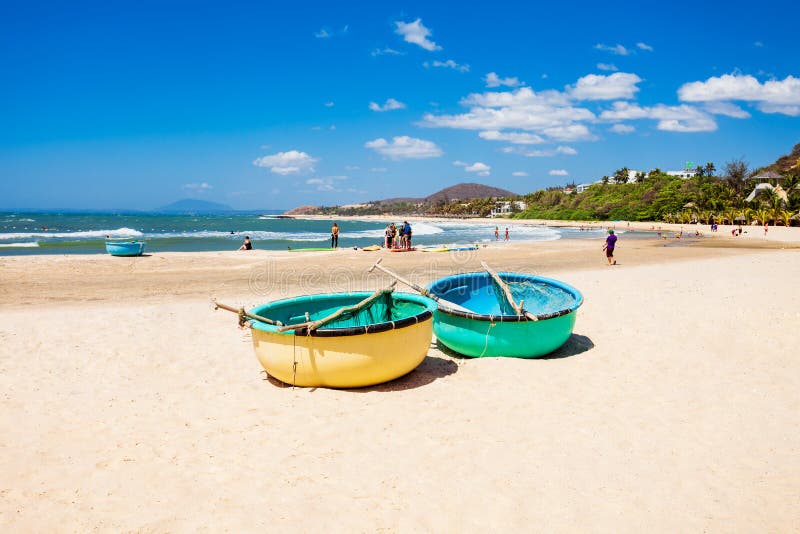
[277,281,397,333]
[367,259,474,313]
[212,299,284,327]
[481,261,538,321]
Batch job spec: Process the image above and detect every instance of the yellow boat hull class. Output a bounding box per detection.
[251,320,433,388]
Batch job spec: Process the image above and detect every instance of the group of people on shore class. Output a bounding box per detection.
[384,221,413,250]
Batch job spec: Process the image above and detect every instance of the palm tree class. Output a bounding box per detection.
[695,165,705,178]
[601,176,609,185]
[764,189,785,210]
[775,209,795,227]
[704,162,716,177]
[751,208,771,226]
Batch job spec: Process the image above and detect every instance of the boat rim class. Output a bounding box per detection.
[429,272,583,322]
[249,291,436,337]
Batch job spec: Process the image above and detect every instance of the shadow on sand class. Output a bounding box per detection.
[261,349,458,392]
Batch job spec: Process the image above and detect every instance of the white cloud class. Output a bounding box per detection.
[371,47,404,57]
[636,42,654,51]
[424,59,470,72]
[253,150,318,175]
[704,101,751,118]
[452,160,467,166]
[542,124,596,141]
[314,28,331,39]
[369,167,388,172]
[369,98,407,112]
[594,43,630,56]
[464,162,491,176]
[754,41,764,47]
[600,101,717,132]
[344,165,360,170]
[182,182,212,192]
[485,72,523,88]
[479,130,545,144]
[305,176,346,192]
[567,73,642,100]
[394,18,441,51]
[364,136,443,160]
[503,146,578,157]
[609,123,635,134]
[597,63,618,72]
[324,101,335,107]
[422,86,593,132]
[511,171,529,176]
[678,74,800,115]
[549,169,568,176]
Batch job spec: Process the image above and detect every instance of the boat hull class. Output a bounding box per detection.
[427,272,583,358]
[105,241,145,256]
[249,292,436,388]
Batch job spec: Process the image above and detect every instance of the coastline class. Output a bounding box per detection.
[295,213,800,244]
[2,239,799,530]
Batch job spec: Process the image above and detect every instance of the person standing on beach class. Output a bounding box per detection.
[402,221,412,249]
[331,222,339,249]
[603,229,617,265]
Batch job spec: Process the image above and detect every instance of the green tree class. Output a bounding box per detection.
[724,159,750,195]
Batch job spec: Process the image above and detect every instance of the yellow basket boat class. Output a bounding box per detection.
[247,290,436,388]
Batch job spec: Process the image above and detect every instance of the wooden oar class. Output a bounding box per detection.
[277,281,397,333]
[212,299,284,326]
[367,259,474,313]
[481,261,538,321]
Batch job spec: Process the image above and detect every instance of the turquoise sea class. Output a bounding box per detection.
[0,212,617,256]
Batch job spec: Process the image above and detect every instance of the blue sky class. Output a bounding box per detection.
[2,0,799,210]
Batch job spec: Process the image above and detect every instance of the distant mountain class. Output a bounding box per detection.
[157,199,234,213]
[423,183,517,203]
[285,182,519,215]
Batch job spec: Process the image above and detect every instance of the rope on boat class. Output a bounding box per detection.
[211,299,284,327]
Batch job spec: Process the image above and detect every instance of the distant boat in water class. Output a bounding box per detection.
[105,241,146,256]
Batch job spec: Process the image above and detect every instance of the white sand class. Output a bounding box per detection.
[1,244,799,531]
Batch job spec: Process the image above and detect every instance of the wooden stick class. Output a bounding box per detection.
[367,259,474,313]
[277,282,397,333]
[212,299,284,326]
[481,261,538,321]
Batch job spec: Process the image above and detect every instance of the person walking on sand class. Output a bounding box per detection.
[504,227,509,241]
[331,222,339,249]
[238,236,253,250]
[602,229,617,265]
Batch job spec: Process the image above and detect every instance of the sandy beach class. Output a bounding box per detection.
[2,232,799,531]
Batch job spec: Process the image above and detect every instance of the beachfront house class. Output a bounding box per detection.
[667,169,698,179]
[491,201,527,216]
[745,171,788,203]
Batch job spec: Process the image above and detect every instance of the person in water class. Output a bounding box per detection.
[238,236,253,250]
[495,226,499,240]
[603,229,617,265]
[504,227,509,241]
[331,222,339,248]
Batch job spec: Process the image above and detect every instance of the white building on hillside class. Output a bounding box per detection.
[491,201,527,216]
[667,169,697,179]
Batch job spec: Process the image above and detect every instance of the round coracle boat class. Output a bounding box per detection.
[248,291,436,388]
[426,272,583,358]
[105,240,146,256]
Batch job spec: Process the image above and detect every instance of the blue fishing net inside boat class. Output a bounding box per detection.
[429,272,580,316]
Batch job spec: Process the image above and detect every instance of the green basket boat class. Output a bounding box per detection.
[426,272,583,358]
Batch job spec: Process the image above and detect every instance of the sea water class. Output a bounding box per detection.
[0,212,625,256]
